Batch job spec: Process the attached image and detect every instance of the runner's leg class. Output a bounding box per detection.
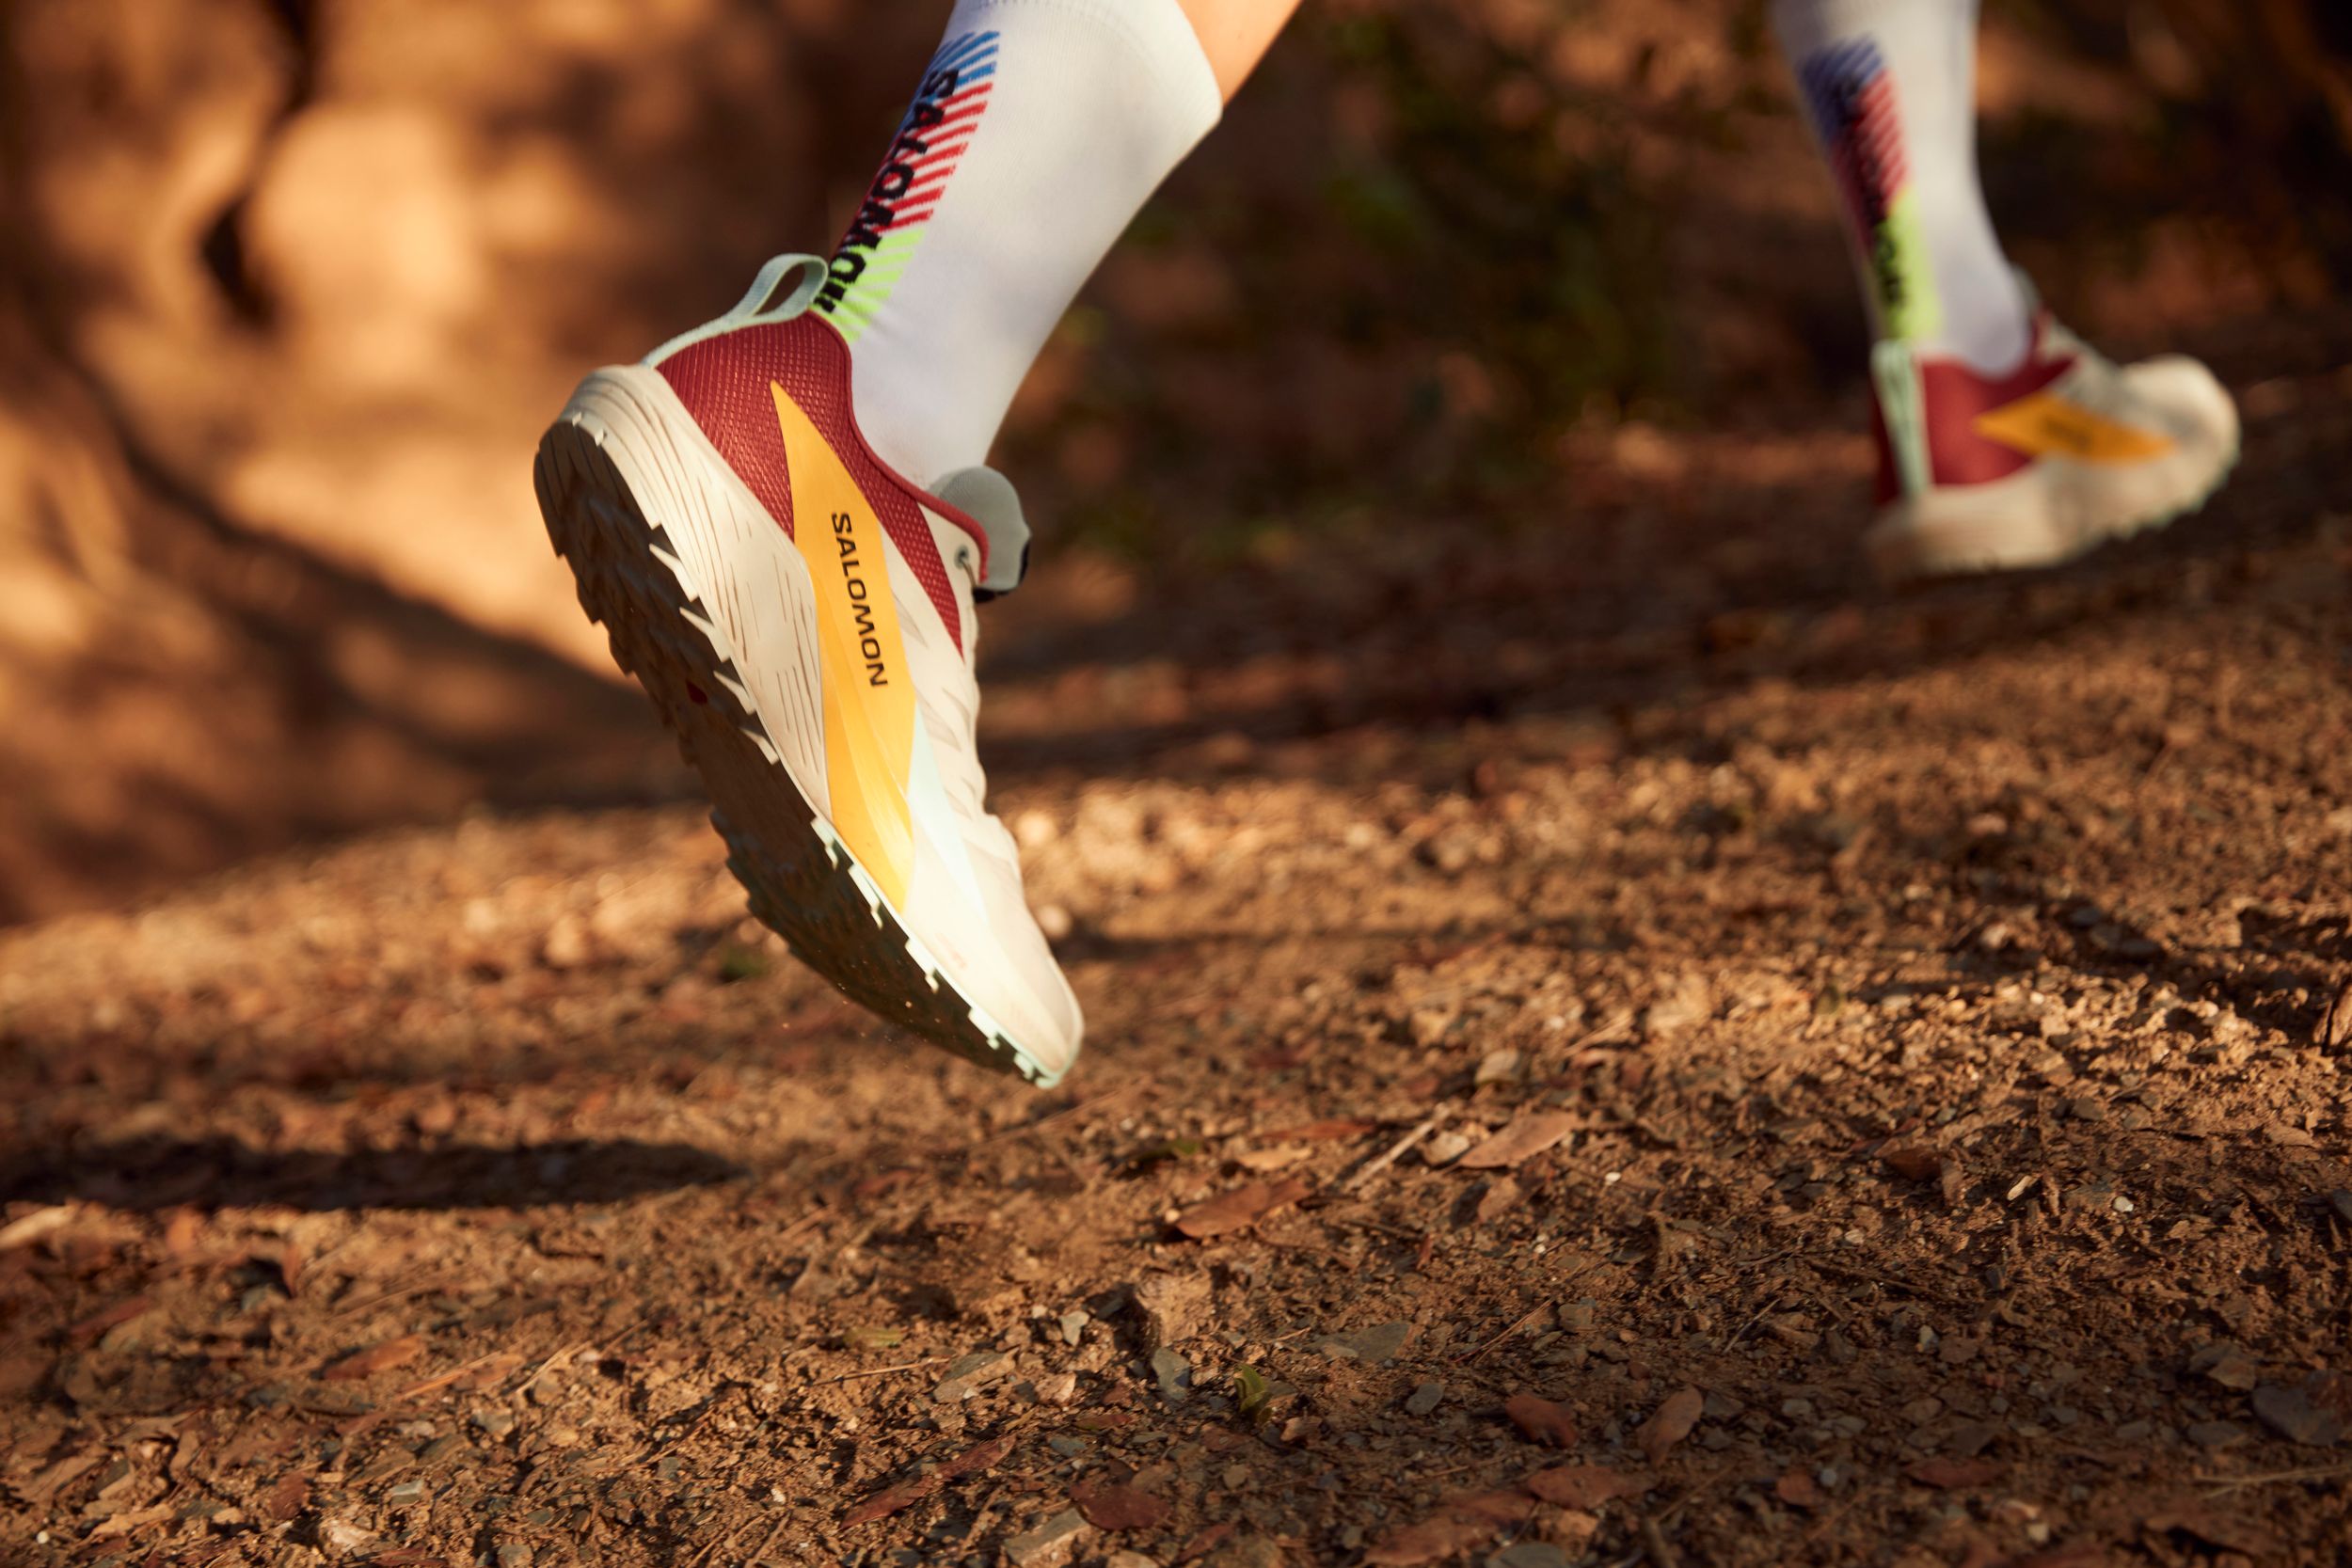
[1771,0,2029,373]
[834,0,1306,487]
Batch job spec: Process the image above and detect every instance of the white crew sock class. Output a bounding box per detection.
[814,0,1222,485]
[1773,0,2030,372]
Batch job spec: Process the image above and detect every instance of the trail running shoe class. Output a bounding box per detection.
[532,255,1081,1085]
[1865,306,2239,580]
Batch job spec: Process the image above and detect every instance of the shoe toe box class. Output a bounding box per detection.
[2124,354,2240,458]
[909,834,1085,1086]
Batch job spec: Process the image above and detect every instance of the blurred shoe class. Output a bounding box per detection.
[1865,307,2239,579]
[532,255,1081,1085]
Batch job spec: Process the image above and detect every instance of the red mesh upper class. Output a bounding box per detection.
[1873,316,2077,500]
[656,314,971,653]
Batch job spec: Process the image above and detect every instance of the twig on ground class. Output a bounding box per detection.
[687,1516,751,1568]
[2197,1463,2352,1490]
[1456,1302,1551,1367]
[819,1355,947,1386]
[1800,1255,1966,1307]
[1343,1112,1447,1194]
[742,1515,791,1566]
[1723,1292,1782,1353]
[390,1348,520,1405]
[331,1277,457,1320]
[512,1339,593,1402]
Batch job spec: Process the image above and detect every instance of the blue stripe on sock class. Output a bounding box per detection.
[1798,37,1885,133]
[930,30,999,72]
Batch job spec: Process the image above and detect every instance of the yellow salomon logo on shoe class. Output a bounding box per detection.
[772,383,916,908]
[1973,392,2175,465]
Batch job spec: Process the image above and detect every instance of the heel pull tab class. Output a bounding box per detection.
[1872,339,1931,499]
[644,255,834,366]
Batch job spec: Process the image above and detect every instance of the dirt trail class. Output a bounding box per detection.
[7,317,2352,1566]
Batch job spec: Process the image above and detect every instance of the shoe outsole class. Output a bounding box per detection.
[1869,443,2241,582]
[533,404,1059,1087]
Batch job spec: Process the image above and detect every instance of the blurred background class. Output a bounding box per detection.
[3,0,2348,926]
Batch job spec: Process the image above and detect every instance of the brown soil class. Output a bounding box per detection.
[6,310,2352,1566]
[8,2,2352,1565]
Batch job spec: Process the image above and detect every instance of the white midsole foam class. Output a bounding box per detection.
[1867,442,2233,579]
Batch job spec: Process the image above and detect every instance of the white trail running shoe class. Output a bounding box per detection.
[1865,305,2239,579]
[532,256,1082,1085]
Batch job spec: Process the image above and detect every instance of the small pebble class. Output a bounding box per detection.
[1422,1131,1474,1167]
[1405,1381,1444,1417]
[1003,1509,1091,1568]
[1151,1347,1192,1402]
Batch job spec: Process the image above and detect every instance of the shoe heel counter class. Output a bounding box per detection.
[1870,339,1932,502]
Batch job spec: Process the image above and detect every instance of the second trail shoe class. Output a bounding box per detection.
[1866,302,2240,579]
[533,255,1082,1085]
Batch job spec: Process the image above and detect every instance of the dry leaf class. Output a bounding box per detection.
[1362,1491,1534,1566]
[1071,1476,1172,1531]
[20,1450,100,1502]
[840,1476,934,1529]
[65,1295,152,1344]
[254,1243,304,1297]
[1522,1464,1642,1509]
[87,1504,174,1541]
[320,1334,424,1382]
[1774,1470,1826,1509]
[842,1433,1016,1527]
[1176,1523,1234,1563]
[1906,1457,2005,1488]
[1234,1145,1312,1172]
[1355,1513,1477,1560]
[262,1472,310,1523]
[1881,1144,1944,1181]
[1452,1490,1536,1525]
[1502,1392,1578,1448]
[2318,980,2352,1050]
[1635,1386,1705,1463]
[1455,1112,1579,1170]
[1472,1177,1523,1226]
[1173,1178,1311,1240]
